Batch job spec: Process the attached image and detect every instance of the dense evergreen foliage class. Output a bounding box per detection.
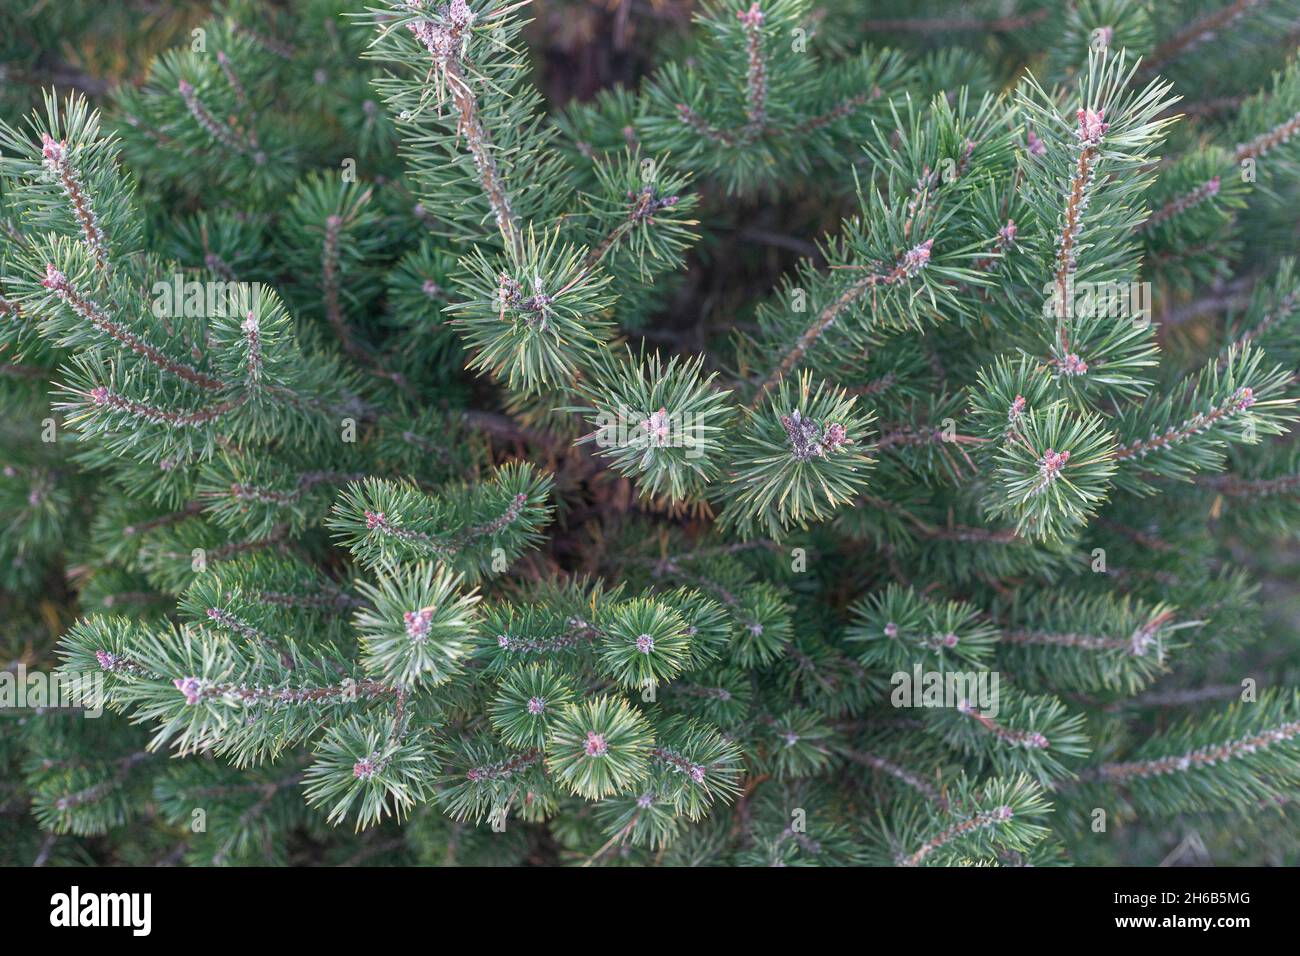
[2,0,1300,866]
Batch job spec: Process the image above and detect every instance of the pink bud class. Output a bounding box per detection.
[1009,395,1026,422]
[903,238,933,275]
[1039,448,1071,482]
[1058,352,1089,376]
[821,422,850,451]
[40,133,67,164]
[1076,108,1108,146]
[404,608,434,642]
[737,2,764,27]
[41,263,66,289]
[173,676,204,705]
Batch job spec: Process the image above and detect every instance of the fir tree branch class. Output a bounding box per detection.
[1234,107,1300,163]
[1113,386,1257,461]
[842,750,946,806]
[900,805,1014,867]
[406,0,524,258]
[41,266,224,389]
[737,3,769,138]
[39,135,110,272]
[1001,609,1178,656]
[85,386,247,428]
[1142,0,1268,76]
[177,80,265,166]
[1136,176,1220,234]
[751,238,934,405]
[860,10,1049,33]
[1081,717,1300,783]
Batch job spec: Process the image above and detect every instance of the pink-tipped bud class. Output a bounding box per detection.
[635,634,654,655]
[1076,107,1108,146]
[644,407,671,446]
[1039,448,1071,482]
[584,732,608,757]
[40,133,67,164]
[404,608,434,642]
[41,263,66,290]
[821,422,850,452]
[527,696,546,716]
[449,0,473,27]
[903,238,934,276]
[1058,352,1089,376]
[353,755,378,780]
[737,2,764,27]
[173,676,204,705]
